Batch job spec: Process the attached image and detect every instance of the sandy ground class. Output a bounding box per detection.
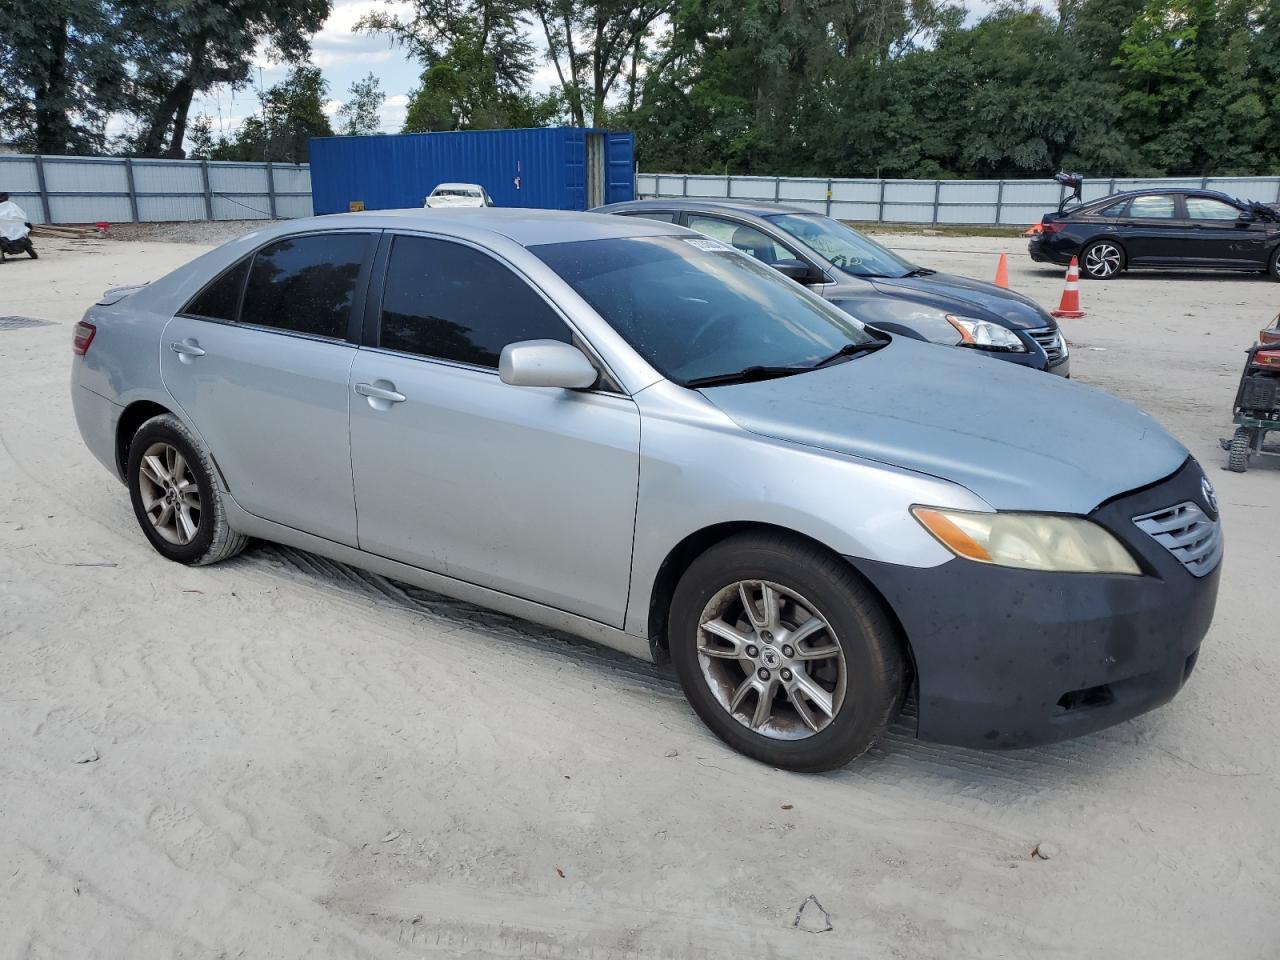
[1,226,1278,959]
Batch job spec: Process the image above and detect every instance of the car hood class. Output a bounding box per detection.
[865,272,1052,330]
[699,338,1187,514]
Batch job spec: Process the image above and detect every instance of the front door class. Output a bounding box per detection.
[348,233,641,626]
[1182,194,1270,267]
[160,231,376,546]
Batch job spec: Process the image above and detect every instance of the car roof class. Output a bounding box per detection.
[432,183,484,192]
[1088,188,1236,203]
[268,208,689,247]
[594,198,819,218]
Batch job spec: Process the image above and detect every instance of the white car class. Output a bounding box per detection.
[424,183,494,209]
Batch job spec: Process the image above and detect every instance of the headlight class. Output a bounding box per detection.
[946,314,1027,352]
[911,507,1141,575]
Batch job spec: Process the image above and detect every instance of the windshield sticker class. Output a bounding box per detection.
[683,236,736,253]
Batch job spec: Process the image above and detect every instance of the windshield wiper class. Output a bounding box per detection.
[811,338,890,368]
[686,339,891,387]
[684,365,812,388]
[901,267,936,277]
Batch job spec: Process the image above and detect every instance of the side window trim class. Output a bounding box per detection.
[364,230,627,394]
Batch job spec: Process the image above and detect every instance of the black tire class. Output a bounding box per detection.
[127,413,248,565]
[1228,427,1252,473]
[1267,246,1279,282]
[668,531,906,772]
[1079,239,1125,280]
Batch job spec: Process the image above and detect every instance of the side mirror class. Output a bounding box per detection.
[1237,210,1256,225]
[772,259,819,283]
[499,340,598,389]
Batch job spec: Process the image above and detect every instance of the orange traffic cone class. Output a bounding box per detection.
[1050,256,1085,319]
[994,252,1009,288]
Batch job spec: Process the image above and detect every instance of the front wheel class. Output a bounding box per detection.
[1080,240,1125,279]
[668,532,907,772]
[1267,246,1279,282]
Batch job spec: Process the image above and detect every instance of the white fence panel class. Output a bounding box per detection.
[5,153,312,224]
[637,171,1280,224]
[271,165,311,194]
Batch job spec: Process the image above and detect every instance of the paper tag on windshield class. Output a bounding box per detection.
[682,236,735,253]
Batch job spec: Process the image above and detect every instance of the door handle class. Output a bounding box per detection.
[355,381,406,403]
[170,339,206,357]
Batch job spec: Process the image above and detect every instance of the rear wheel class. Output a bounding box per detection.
[1267,246,1279,282]
[668,532,906,772]
[1228,427,1252,473]
[127,414,248,565]
[1081,240,1124,279]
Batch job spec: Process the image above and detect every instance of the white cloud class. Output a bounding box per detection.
[379,93,410,132]
[314,47,396,68]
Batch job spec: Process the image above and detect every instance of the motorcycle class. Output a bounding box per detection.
[0,193,38,263]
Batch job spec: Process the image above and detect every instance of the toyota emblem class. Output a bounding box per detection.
[1200,476,1218,514]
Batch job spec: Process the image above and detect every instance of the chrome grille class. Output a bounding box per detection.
[1132,502,1222,577]
[1028,326,1068,363]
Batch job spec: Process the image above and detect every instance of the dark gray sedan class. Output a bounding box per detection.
[596,198,1069,376]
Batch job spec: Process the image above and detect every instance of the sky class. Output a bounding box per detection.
[190,0,997,143]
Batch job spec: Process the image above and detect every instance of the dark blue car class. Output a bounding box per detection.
[596,198,1069,376]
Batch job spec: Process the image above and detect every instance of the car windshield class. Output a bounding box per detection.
[530,235,878,386]
[435,189,480,197]
[767,213,917,278]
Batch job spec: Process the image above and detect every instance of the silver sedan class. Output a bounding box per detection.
[72,209,1220,770]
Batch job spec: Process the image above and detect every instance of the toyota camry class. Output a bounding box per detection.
[72,209,1220,770]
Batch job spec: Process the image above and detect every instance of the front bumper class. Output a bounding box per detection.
[849,458,1220,749]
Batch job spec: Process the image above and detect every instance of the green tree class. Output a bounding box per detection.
[218,66,333,162]
[336,73,386,136]
[0,0,128,154]
[121,0,331,158]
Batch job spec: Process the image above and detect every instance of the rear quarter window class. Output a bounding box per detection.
[182,258,249,321]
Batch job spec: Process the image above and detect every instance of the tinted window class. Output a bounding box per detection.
[531,236,877,385]
[1099,200,1129,217]
[686,215,793,265]
[184,258,248,321]
[240,233,370,339]
[380,235,570,367]
[624,210,676,223]
[1185,196,1240,220]
[1129,195,1176,218]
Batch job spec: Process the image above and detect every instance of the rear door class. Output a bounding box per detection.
[1119,194,1193,265]
[1183,194,1269,267]
[161,230,376,546]
[347,233,641,626]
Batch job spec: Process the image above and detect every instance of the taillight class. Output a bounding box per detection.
[1254,349,1280,367]
[1040,221,1066,234]
[72,321,96,356]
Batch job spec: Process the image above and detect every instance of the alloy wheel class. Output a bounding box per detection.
[137,441,201,545]
[1084,243,1122,278]
[696,580,847,740]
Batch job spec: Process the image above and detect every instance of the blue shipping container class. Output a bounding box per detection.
[309,127,634,214]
